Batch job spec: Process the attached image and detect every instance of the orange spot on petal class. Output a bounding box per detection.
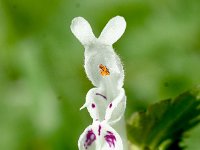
[99,64,110,76]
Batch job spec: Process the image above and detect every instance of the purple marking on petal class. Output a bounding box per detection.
[107,131,113,134]
[96,93,107,100]
[104,131,116,148]
[91,103,95,108]
[109,103,112,108]
[98,125,102,136]
[84,130,96,149]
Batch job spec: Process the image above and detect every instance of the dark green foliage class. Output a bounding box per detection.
[127,86,200,150]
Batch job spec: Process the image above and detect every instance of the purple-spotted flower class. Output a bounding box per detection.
[78,121,123,150]
[71,16,127,150]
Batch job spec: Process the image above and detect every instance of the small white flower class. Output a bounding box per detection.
[71,16,127,150]
[78,121,123,150]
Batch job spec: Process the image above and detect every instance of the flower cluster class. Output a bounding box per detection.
[70,16,127,150]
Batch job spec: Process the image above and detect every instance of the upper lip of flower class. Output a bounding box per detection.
[70,16,126,46]
[70,16,126,88]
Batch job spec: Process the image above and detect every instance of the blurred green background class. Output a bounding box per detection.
[0,0,200,149]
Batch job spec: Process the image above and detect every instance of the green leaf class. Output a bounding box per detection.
[127,86,200,150]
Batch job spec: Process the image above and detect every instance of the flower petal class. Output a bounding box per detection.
[98,16,126,45]
[81,88,126,123]
[78,121,123,150]
[81,88,108,121]
[105,88,126,124]
[84,46,124,90]
[70,17,96,45]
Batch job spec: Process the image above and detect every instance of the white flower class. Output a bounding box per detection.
[78,121,123,150]
[70,16,127,150]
